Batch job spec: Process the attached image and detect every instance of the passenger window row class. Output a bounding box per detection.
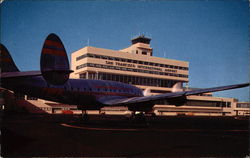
[64,85,141,95]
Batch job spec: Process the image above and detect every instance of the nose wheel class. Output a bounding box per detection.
[81,110,89,122]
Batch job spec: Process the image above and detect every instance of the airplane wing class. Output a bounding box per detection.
[0,71,42,78]
[102,83,249,106]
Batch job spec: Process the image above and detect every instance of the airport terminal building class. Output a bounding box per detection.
[71,36,189,95]
[70,35,249,116]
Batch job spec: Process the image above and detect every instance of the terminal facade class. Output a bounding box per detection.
[70,35,249,116]
[71,35,189,95]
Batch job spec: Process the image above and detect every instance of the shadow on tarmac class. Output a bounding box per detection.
[1,113,249,157]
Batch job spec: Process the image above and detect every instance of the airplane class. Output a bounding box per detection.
[0,33,249,119]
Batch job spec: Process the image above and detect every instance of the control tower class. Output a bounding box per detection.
[131,35,151,45]
[120,35,153,56]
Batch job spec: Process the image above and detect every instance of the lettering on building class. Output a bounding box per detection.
[105,60,177,73]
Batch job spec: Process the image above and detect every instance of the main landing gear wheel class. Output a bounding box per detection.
[131,112,147,124]
[81,110,89,122]
[147,112,157,121]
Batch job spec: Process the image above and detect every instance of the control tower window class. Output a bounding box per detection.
[142,51,147,55]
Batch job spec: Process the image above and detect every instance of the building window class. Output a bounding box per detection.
[79,73,86,79]
[96,72,177,88]
[237,103,250,108]
[27,96,38,100]
[226,102,231,107]
[142,51,147,55]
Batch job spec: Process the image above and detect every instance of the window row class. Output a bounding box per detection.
[80,72,178,88]
[76,53,189,71]
[186,100,231,107]
[76,63,188,78]
[64,79,142,95]
[236,103,250,108]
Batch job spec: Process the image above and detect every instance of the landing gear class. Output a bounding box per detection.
[99,109,106,120]
[146,112,157,121]
[81,110,89,122]
[130,111,156,126]
[131,111,147,124]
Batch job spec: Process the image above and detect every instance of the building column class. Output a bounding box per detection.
[96,71,98,80]
[86,71,89,79]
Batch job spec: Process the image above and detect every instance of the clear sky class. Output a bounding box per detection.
[1,0,249,101]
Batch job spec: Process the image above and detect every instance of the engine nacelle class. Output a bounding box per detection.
[40,33,72,85]
[128,103,154,112]
[167,95,187,106]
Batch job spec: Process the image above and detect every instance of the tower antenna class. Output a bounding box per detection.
[87,38,90,46]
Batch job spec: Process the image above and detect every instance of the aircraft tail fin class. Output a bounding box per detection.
[40,33,73,85]
[0,44,20,73]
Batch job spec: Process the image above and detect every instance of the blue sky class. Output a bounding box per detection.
[1,0,249,101]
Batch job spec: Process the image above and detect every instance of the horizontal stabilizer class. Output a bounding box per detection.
[0,71,41,78]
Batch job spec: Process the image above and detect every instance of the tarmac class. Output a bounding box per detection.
[1,112,249,157]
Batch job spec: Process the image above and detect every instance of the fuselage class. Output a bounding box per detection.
[2,76,143,109]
